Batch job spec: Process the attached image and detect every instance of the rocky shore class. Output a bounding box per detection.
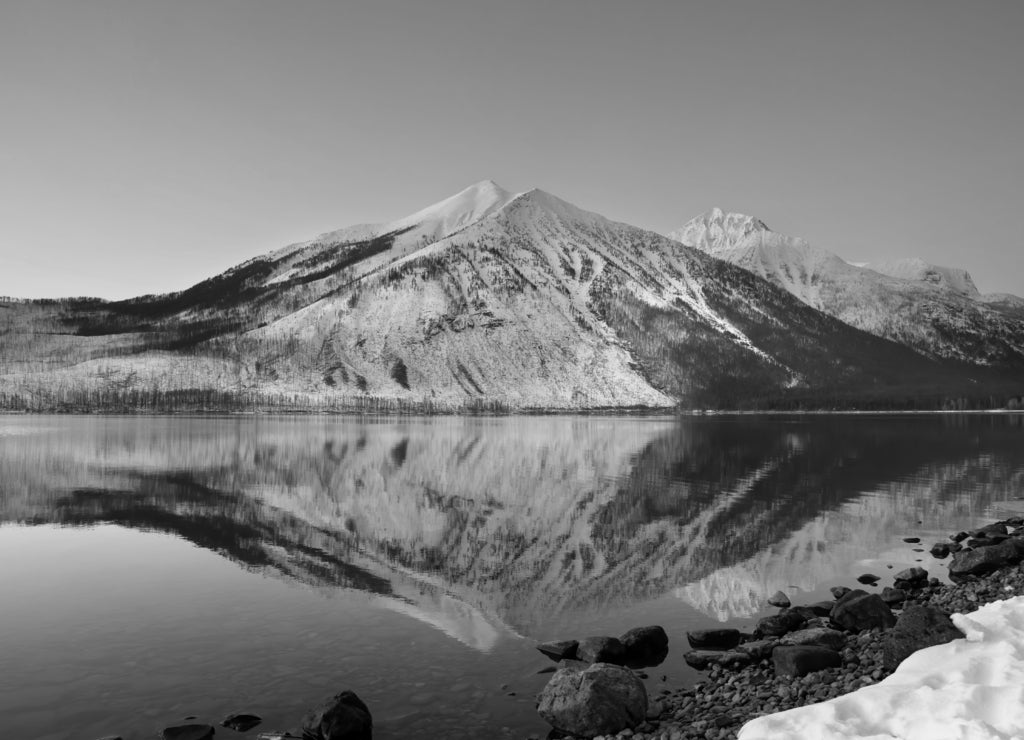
[533,516,1024,740]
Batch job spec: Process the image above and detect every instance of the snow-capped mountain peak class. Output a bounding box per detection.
[388,179,518,241]
[668,207,770,254]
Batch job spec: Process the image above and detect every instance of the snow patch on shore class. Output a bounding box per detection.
[738,595,1024,740]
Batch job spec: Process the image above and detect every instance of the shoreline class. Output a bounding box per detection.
[545,516,1024,740]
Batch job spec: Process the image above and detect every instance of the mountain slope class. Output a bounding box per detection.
[669,208,1024,368]
[1,186,1019,411]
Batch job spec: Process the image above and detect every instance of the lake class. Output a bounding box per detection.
[1,413,1022,739]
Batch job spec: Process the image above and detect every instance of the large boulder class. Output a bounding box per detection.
[767,591,791,608]
[754,609,806,637]
[830,590,896,633]
[301,691,372,740]
[221,713,261,732]
[576,636,626,665]
[772,646,842,678]
[160,727,214,740]
[686,628,741,650]
[537,662,647,737]
[882,606,965,671]
[779,627,846,652]
[537,639,578,662]
[619,625,668,667]
[949,538,1024,579]
[893,567,927,585]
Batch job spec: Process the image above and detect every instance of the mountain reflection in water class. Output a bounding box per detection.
[2,414,1022,641]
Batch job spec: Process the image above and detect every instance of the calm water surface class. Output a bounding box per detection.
[1,413,1023,739]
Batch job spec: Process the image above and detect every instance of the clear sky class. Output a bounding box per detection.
[1,0,1021,299]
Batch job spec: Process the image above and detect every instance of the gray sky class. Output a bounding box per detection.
[2,0,1022,299]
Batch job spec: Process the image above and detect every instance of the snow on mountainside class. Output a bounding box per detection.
[861,257,980,298]
[0,185,1019,412]
[670,208,1024,366]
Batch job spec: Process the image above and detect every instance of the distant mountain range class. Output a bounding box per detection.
[1,182,1021,411]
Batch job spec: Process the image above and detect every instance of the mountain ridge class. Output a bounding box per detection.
[1,183,1021,412]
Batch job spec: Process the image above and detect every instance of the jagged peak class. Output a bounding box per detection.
[667,208,771,253]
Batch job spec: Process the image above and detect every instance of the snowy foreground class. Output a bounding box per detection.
[738,595,1024,739]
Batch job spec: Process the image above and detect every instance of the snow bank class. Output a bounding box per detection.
[738,595,1024,740]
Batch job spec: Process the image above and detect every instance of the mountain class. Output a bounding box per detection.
[669,208,1024,368]
[1,185,1019,412]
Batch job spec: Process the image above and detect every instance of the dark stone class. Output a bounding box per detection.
[537,662,647,737]
[789,606,819,622]
[830,589,896,633]
[902,537,921,543]
[767,591,791,608]
[538,640,579,662]
[971,523,1008,537]
[736,639,777,660]
[576,636,626,665]
[882,606,965,671]
[686,628,741,650]
[949,538,1024,579]
[620,626,668,667]
[830,586,851,600]
[967,535,1009,548]
[807,601,835,617]
[754,609,807,638]
[930,542,951,558]
[894,567,927,584]
[772,646,842,678]
[779,627,846,651]
[683,650,752,670]
[95,737,124,740]
[221,713,262,732]
[856,573,880,585]
[881,587,907,605]
[301,691,372,740]
[161,726,215,740]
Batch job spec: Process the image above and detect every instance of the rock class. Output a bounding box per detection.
[576,636,626,665]
[951,531,969,543]
[930,542,951,558]
[903,537,921,543]
[683,650,752,670]
[772,646,842,678]
[881,586,907,605]
[161,726,215,740]
[735,639,777,660]
[620,626,668,667]
[830,589,896,632]
[301,691,372,740]
[686,628,741,650]
[779,627,846,652]
[966,534,1008,548]
[537,662,647,737]
[805,616,833,629]
[94,737,124,740]
[806,601,835,617]
[221,714,262,732]
[894,567,927,584]
[830,586,851,600]
[537,640,579,662]
[767,591,791,608]
[971,523,1008,537]
[949,538,1024,579]
[754,609,806,637]
[856,573,880,585]
[882,606,966,671]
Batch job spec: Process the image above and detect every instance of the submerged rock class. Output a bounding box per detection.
[161,726,215,740]
[576,636,626,665]
[537,662,647,737]
[301,691,372,740]
[537,639,578,662]
[687,628,741,650]
[620,625,668,666]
